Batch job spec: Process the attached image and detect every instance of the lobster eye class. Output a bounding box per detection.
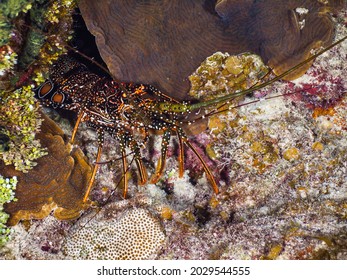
[51,92,65,104]
[37,80,54,98]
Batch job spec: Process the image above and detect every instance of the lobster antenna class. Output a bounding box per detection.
[192,86,314,122]
[188,35,347,111]
[198,66,275,119]
[65,44,111,76]
[154,35,346,114]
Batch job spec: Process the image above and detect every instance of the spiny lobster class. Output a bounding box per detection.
[35,55,220,202]
[35,35,346,203]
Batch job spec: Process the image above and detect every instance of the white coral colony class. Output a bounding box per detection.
[63,208,165,259]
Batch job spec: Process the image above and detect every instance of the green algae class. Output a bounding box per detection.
[0,86,47,172]
[0,50,17,77]
[0,175,17,247]
[0,0,77,172]
[0,0,45,46]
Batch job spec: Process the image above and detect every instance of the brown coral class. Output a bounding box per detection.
[1,113,92,226]
[78,0,341,99]
[245,0,342,80]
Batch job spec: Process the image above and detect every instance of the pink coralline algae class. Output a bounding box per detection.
[285,69,345,110]
[283,39,346,110]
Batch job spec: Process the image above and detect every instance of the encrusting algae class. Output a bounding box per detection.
[189,52,269,101]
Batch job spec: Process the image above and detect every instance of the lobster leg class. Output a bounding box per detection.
[121,149,129,198]
[134,154,148,186]
[177,128,219,194]
[70,108,85,144]
[150,129,171,184]
[82,131,104,202]
[176,130,185,177]
[83,140,103,203]
[120,134,148,198]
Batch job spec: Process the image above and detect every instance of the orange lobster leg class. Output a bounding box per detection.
[83,144,103,203]
[135,157,148,185]
[70,108,85,144]
[150,130,171,184]
[184,139,219,194]
[130,139,148,186]
[177,131,185,177]
[121,149,129,198]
